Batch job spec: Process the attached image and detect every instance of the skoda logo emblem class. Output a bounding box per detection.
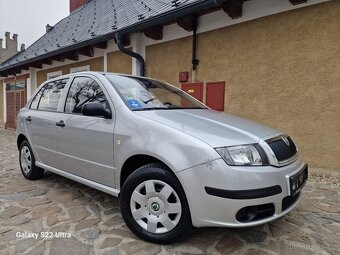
[282,136,290,146]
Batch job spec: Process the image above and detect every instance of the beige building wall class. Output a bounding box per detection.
[37,57,104,87]
[146,1,340,170]
[0,80,3,124]
[107,51,132,74]
[146,36,192,87]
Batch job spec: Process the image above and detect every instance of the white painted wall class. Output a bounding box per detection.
[29,67,37,94]
[26,78,32,101]
[131,33,146,76]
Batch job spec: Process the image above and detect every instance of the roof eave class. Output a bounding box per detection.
[0,0,223,74]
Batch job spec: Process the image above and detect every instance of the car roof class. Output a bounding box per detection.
[45,71,159,84]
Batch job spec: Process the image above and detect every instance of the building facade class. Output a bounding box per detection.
[0,0,339,170]
[0,32,25,126]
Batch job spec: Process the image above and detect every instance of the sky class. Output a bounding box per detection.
[0,0,69,49]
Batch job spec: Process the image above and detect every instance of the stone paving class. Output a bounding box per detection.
[0,129,339,255]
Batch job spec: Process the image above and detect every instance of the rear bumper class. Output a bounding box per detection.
[176,157,307,227]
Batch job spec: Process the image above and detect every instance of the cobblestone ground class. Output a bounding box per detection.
[0,129,339,255]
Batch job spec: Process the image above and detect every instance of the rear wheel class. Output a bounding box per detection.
[19,140,44,180]
[120,163,192,243]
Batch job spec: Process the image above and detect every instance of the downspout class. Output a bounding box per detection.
[192,15,199,71]
[115,33,145,77]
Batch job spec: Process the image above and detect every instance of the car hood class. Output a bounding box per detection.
[135,109,280,148]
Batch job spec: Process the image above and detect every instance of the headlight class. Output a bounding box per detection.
[215,145,264,166]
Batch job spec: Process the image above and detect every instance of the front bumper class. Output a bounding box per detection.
[176,156,307,227]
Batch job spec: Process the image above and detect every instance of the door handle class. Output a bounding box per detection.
[26,116,32,121]
[56,120,65,127]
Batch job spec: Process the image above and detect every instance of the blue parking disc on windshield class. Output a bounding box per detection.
[127,99,143,109]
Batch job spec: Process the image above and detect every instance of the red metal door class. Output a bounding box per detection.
[206,81,226,111]
[181,82,203,104]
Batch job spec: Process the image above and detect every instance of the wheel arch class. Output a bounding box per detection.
[119,154,175,189]
[17,134,28,150]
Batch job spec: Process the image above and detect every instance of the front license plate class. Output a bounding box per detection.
[290,165,308,196]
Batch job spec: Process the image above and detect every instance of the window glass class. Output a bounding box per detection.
[6,83,15,91]
[6,81,25,91]
[15,81,25,90]
[105,75,206,111]
[30,87,44,110]
[65,77,108,114]
[37,79,68,111]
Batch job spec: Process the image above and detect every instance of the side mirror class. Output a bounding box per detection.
[82,102,111,119]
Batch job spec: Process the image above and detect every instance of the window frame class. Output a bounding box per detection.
[63,75,112,119]
[29,78,70,112]
[5,79,26,91]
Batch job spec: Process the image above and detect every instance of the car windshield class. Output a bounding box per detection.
[105,75,207,111]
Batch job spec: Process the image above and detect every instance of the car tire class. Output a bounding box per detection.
[19,140,44,180]
[120,163,192,244]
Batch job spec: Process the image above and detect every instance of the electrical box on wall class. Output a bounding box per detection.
[179,72,189,83]
[206,81,226,111]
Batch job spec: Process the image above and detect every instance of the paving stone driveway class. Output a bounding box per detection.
[0,129,339,255]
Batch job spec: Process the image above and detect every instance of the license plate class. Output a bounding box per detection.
[290,165,308,196]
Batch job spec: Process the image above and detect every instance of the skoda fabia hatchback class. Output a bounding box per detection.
[17,72,308,243]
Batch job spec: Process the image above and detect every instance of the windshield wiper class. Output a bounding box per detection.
[132,107,168,111]
[141,97,156,104]
[133,106,205,111]
[183,107,205,109]
[164,106,204,109]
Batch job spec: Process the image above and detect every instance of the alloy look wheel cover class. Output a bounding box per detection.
[20,146,32,174]
[130,179,182,234]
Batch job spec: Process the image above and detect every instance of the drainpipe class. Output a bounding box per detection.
[115,33,145,77]
[192,15,199,71]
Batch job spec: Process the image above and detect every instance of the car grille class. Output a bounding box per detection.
[266,136,297,162]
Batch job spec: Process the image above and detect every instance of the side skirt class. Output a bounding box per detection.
[36,162,120,197]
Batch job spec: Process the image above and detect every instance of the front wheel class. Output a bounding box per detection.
[120,163,192,244]
[19,140,44,180]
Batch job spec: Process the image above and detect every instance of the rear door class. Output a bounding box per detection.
[54,76,116,187]
[25,79,69,167]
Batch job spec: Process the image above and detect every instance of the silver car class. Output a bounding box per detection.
[17,72,308,243]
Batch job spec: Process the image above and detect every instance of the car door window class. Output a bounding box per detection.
[30,87,44,110]
[32,79,68,111]
[65,77,109,114]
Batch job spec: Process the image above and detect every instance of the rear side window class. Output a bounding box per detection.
[30,79,68,111]
[65,77,108,114]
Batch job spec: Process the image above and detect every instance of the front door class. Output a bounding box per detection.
[54,76,115,187]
